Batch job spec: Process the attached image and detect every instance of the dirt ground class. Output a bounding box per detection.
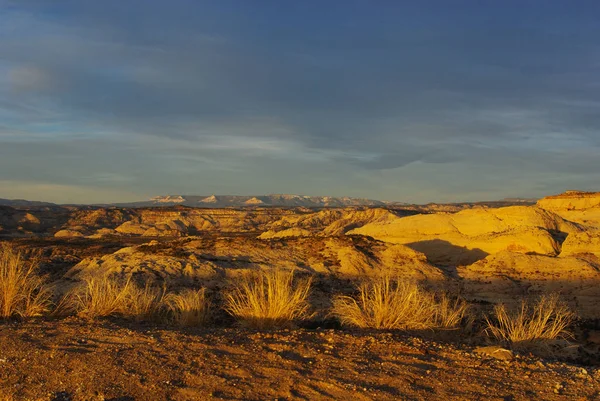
[0,320,599,401]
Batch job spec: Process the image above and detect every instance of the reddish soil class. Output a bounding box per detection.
[0,320,598,401]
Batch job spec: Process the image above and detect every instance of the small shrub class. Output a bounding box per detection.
[165,288,210,327]
[225,269,312,329]
[332,276,468,330]
[485,294,575,353]
[0,243,52,318]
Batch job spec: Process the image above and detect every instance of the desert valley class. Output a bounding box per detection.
[6,2,600,399]
[1,190,600,400]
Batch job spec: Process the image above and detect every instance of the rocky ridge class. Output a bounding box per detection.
[2,191,600,317]
[65,235,443,282]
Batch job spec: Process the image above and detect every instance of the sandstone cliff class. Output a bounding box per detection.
[347,206,580,265]
[560,232,600,257]
[537,191,600,228]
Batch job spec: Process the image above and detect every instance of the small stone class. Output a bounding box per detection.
[554,383,564,395]
[473,346,514,361]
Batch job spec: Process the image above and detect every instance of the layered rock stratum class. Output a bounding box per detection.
[537,190,600,228]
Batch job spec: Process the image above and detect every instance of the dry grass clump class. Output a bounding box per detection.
[435,292,471,329]
[63,275,165,321]
[485,294,575,353]
[64,275,134,318]
[224,269,312,329]
[332,276,468,330]
[126,282,166,322]
[165,288,210,327]
[0,243,52,318]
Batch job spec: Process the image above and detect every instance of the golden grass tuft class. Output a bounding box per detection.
[165,288,211,327]
[224,269,312,329]
[63,274,169,321]
[435,292,471,329]
[0,243,52,318]
[126,281,166,322]
[332,276,469,330]
[485,294,575,353]
[64,275,134,318]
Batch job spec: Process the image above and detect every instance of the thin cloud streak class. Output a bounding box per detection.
[0,1,599,203]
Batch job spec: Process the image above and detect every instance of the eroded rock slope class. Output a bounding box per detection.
[66,236,444,282]
[348,206,580,265]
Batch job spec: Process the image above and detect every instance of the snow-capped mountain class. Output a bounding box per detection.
[118,194,388,208]
[150,195,185,204]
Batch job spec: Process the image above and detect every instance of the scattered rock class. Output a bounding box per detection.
[473,346,514,361]
[575,368,589,380]
[553,382,564,394]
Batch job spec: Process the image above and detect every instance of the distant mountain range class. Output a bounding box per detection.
[115,194,393,208]
[0,194,391,208]
[0,198,58,208]
[0,194,539,209]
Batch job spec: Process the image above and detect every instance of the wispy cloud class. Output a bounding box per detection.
[0,1,599,202]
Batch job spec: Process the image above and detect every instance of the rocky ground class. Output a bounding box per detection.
[1,319,599,401]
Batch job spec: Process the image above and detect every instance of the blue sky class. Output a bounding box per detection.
[1,1,599,203]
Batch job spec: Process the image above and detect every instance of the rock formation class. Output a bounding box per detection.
[348,206,580,265]
[65,236,444,282]
[259,208,399,238]
[3,189,600,317]
[458,251,600,318]
[537,191,600,228]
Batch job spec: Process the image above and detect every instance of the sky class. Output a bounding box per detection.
[1,1,599,204]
